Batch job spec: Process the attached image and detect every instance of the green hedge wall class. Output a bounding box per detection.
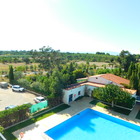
[0,104,31,128]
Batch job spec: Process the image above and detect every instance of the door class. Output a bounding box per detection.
[69,94,73,103]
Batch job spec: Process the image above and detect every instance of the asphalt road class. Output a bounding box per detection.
[0,87,37,111]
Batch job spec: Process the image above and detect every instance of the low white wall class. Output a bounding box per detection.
[86,85,97,96]
[63,85,85,104]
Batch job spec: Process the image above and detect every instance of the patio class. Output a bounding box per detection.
[13,97,140,140]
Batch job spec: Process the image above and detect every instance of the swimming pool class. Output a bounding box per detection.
[44,108,140,140]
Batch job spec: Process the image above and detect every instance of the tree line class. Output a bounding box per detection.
[2,48,139,64]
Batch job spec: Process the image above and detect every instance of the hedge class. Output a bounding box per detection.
[0,104,31,128]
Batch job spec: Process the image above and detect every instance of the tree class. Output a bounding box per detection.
[49,77,62,97]
[18,78,30,88]
[73,69,86,79]
[30,46,60,71]
[127,62,135,79]
[92,84,135,108]
[117,50,136,72]
[22,57,30,64]
[9,65,14,83]
[31,81,44,93]
[14,71,24,81]
[130,70,138,89]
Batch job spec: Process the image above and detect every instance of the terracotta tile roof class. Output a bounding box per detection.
[100,73,130,85]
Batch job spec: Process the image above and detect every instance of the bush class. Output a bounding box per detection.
[48,96,62,107]
[17,78,30,89]
[92,84,135,109]
[0,125,4,134]
[0,104,31,128]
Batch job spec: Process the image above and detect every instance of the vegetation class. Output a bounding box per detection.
[113,106,131,115]
[92,84,135,108]
[90,99,131,115]
[0,125,4,134]
[3,104,70,140]
[117,50,136,72]
[128,62,140,94]
[90,99,110,109]
[9,65,14,83]
[0,104,31,128]
[30,46,61,71]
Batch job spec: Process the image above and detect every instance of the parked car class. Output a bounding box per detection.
[12,85,25,92]
[0,82,8,88]
[34,96,46,103]
[5,105,17,110]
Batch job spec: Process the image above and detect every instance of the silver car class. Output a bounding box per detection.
[34,96,46,103]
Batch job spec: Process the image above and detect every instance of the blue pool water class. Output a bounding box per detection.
[44,108,140,140]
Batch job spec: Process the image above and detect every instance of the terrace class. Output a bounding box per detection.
[8,97,140,140]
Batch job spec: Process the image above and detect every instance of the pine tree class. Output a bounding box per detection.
[130,70,138,89]
[127,62,135,79]
[9,65,14,83]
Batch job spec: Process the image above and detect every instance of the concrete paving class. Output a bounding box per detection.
[13,97,140,140]
[128,104,140,120]
[0,88,37,111]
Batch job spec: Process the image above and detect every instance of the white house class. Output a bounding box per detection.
[62,74,137,104]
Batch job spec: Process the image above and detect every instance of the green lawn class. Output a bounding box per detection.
[90,99,131,115]
[90,99,110,109]
[3,104,70,140]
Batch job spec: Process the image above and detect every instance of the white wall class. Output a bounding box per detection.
[132,92,137,98]
[63,85,85,104]
[86,85,97,96]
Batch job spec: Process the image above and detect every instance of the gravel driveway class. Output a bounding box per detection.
[0,88,37,111]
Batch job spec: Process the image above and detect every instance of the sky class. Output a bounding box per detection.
[0,0,140,54]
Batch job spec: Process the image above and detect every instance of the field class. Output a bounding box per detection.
[0,63,39,71]
[0,63,39,82]
[76,61,110,67]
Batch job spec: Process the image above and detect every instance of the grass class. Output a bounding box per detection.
[0,62,39,71]
[90,99,110,109]
[31,107,50,116]
[3,104,70,140]
[136,110,140,119]
[90,99,131,115]
[76,61,109,67]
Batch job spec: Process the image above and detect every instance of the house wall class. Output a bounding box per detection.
[132,92,137,98]
[63,85,85,104]
[85,85,97,97]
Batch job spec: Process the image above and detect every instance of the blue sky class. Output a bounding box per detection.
[0,0,140,54]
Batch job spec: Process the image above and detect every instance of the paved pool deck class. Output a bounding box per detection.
[13,97,140,140]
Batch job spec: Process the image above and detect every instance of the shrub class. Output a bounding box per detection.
[0,104,31,128]
[0,125,4,134]
[92,84,135,109]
